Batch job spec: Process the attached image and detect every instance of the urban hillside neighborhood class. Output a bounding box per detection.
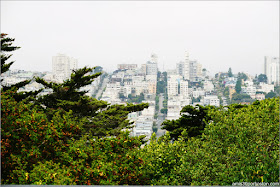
[1,33,279,185]
[2,52,279,140]
[2,0,279,183]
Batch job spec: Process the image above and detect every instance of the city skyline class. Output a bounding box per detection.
[1,1,279,76]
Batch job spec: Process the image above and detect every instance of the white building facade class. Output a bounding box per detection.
[264,56,280,86]
[52,54,78,83]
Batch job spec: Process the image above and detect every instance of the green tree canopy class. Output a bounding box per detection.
[235,79,242,94]
[258,74,268,83]
[237,72,248,81]
[93,66,103,73]
[35,67,148,137]
[1,33,20,74]
[140,98,279,185]
[231,92,251,103]
[1,89,149,185]
[228,67,233,77]
[161,105,214,140]
[1,33,42,101]
[265,91,277,98]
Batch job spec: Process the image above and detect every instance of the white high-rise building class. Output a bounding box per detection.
[176,61,184,76]
[167,79,179,96]
[183,51,190,80]
[189,60,203,82]
[69,57,78,72]
[52,54,78,83]
[146,54,158,75]
[150,53,158,64]
[167,75,181,96]
[180,80,189,98]
[197,63,202,77]
[177,51,202,81]
[264,56,280,86]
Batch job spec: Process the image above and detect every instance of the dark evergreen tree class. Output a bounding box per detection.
[1,33,20,74]
[1,33,42,101]
[228,67,233,77]
[237,72,248,81]
[35,67,149,137]
[257,74,267,83]
[235,79,242,94]
[93,66,103,73]
[231,92,251,103]
[265,91,277,98]
[161,105,214,140]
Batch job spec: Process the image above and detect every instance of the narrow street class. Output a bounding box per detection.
[156,93,166,137]
[95,76,109,99]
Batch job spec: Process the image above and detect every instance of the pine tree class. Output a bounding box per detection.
[35,67,106,117]
[1,33,42,101]
[257,74,267,83]
[228,67,233,77]
[35,67,149,137]
[235,79,242,94]
[1,33,22,72]
[161,105,214,140]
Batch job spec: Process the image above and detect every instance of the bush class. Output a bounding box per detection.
[140,98,279,185]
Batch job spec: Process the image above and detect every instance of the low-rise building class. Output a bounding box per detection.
[255,93,266,100]
[257,82,274,93]
[203,81,214,92]
[241,85,256,97]
[203,95,220,107]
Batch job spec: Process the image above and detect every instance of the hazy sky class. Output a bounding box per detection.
[1,1,279,75]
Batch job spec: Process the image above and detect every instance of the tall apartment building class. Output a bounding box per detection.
[146,54,158,75]
[176,61,184,76]
[52,54,78,83]
[69,57,78,72]
[183,51,190,80]
[150,53,158,64]
[167,74,182,96]
[167,79,179,96]
[176,51,202,81]
[189,60,202,82]
[180,80,189,98]
[264,56,280,85]
[141,64,147,75]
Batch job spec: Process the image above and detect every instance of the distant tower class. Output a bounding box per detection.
[146,53,158,75]
[176,61,184,76]
[264,56,280,85]
[52,54,78,83]
[183,51,190,80]
[150,53,158,64]
[185,51,189,61]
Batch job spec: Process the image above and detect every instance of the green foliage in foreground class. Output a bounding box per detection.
[2,90,279,184]
[161,105,214,140]
[1,34,42,101]
[1,90,148,185]
[35,67,148,137]
[141,98,279,185]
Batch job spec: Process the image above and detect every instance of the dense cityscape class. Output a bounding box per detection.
[1,30,279,184]
[2,0,279,184]
[2,52,279,141]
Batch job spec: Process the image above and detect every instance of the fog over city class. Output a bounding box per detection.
[1,1,279,75]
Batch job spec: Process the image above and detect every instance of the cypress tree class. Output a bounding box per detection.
[235,79,242,94]
[1,33,42,101]
[161,105,213,140]
[36,67,149,137]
